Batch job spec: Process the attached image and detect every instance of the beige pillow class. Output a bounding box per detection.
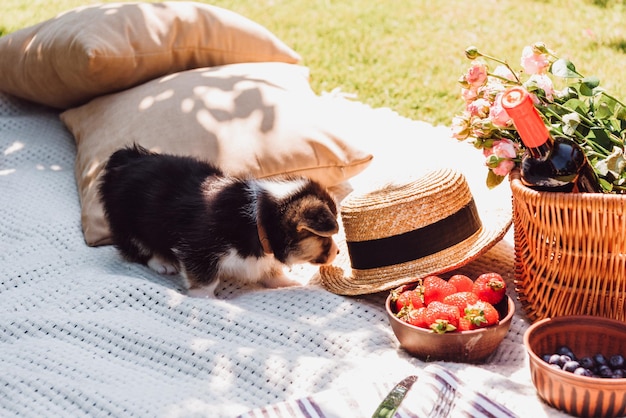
[60,62,374,246]
[0,1,301,109]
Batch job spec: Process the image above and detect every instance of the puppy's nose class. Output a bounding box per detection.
[322,240,340,264]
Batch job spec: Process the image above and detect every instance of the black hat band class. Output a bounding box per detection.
[346,199,482,270]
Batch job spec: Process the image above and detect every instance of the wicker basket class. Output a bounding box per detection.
[511,170,626,322]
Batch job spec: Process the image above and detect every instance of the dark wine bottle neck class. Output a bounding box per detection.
[526,136,553,159]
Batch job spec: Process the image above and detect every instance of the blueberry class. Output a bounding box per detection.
[609,354,625,370]
[557,346,576,360]
[558,355,572,367]
[563,360,580,373]
[598,365,614,378]
[548,354,561,366]
[546,347,626,380]
[574,367,593,377]
[579,356,595,370]
[594,353,608,367]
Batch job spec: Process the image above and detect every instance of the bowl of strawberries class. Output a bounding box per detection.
[385,272,515,363]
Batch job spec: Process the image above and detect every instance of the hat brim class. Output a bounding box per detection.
[315,141,513,295]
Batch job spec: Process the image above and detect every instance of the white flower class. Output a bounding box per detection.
[561,113,581,137]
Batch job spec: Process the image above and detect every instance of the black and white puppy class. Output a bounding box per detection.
[98,145,340,297]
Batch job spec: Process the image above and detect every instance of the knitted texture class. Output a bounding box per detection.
[0,92,572,417]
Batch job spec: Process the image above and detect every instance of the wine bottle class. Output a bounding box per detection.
[501,86,601,193]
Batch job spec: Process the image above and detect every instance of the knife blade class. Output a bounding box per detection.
[371,375,418,418]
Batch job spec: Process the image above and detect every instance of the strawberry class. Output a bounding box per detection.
[457,316,475,332]
[472,272,506,305]
[423,275,456,305]
[394,289,424,311]
[448,274,474,293]
[405,306,429,328]
[389,285,409,310]
[442,291,479,312]
[425,301,459,333]
[463,300,499,329]
[396,301,428,328]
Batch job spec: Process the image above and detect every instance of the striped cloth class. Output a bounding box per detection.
[238,364,517,418]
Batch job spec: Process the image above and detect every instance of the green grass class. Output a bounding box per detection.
[2,0,626,125]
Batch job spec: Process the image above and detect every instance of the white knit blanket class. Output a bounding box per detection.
[0,91,572,418]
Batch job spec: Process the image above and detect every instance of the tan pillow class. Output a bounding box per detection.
[60,62,374,246]
[0,1,301,109]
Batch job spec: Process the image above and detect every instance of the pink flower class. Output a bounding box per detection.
[492,138,518,159]
[493,65,516,81]
[466,98,491,118]
[525,74,554,101]
[483,138,518,176]
[470,118,497,139]
[465,61,488,88]
[489,93,511,128]
[461,87,478,103]
[492,159,516,176]
[520,45,550,75]
[479,79,505,101]
[451,115,471,140]
[471,119,488,139]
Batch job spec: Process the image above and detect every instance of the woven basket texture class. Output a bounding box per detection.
[511,170,626,322]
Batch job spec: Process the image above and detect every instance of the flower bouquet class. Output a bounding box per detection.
[452,42,626,193]
[455,44,626,322]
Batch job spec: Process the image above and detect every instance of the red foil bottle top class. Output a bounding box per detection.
[501,87,550,148]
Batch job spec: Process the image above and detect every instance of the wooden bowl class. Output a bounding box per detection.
[524,315,626,418]
[385,293,514,363]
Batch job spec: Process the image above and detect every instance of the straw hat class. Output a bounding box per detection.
[318,168,512,295]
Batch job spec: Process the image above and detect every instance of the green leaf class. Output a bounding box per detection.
[598,177,613,192]
[615,103,626,121]
[578,84,594,97]
[587,127,613,151]
[581,76,600,95]
[550,58,580,78]
[595,101,613,120]
[595,94,618,119]
[563,98,588,115]
[486,170,505,189]
[610,119,623,133]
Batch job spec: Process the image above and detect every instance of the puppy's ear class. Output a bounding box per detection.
[297,205,339,237]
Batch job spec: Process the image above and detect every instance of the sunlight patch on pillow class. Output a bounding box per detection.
[60,62,373,246]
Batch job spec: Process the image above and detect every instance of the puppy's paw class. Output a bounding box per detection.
[147,255,179,275]
[261,272,302,289]
[187,280,219,299]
